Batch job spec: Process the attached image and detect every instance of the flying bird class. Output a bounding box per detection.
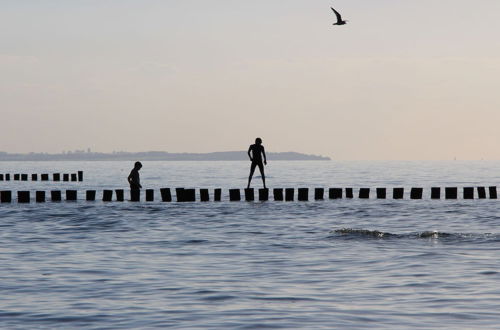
[331,6,347,25]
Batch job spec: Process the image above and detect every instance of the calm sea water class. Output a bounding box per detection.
[1,161,500,329]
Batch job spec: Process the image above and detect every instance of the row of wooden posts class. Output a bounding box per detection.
[0,186,498,203]
[0,172,83,182]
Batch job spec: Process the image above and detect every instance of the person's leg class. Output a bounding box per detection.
[258,163,266,189]
[247,162,257,188]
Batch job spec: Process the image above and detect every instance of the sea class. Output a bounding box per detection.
[1,160,500,329]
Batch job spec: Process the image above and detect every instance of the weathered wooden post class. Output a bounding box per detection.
[14,174,20,180]
[102,190,113,202]
[244,188,254,201]
[214,189,222,202]
[176,188,185,202]
[71,173,77,182]
[78,171,83,182]
[477,187,486,199]
[345,188,353,199]
[431,187,441,199]
[410,188,423,199]
[51,190,62,202]
[115,189,124,202]
[86,190,96,201]
[285,188,294,201]
[146,189,155,202]
[130,189,140,202]
[17,191,30,203]
[1,191,12,203]
[259,188,269,201]
[359,188,370,199]
[200,189,210,202]
[5,174,10,181]
[53,173,60,181]
[21,174,28,181]
[393,188,404,199]
[376,188,386,199]
[0,174,3,181]
[36,191,45,203]
[184,189,196,202]
[445,187,458,199]
[463,187,474,199]
[41,174,49,181]
[229,189,241,201]
[63,174,69,182]
[31,174,38,181]
[273,188,284,201]
[329,188,342,199]
[160,188,172,202]
[66,190,77,201]
[298,188,309,201]
[314,188,324,200]
[489,186,497,199]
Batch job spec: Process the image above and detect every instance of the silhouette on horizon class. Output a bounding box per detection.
[128,161,143,190]
[331,6,347,25]
[247,138,267,189]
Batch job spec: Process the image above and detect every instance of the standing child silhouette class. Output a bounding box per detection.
[247,138,267,189]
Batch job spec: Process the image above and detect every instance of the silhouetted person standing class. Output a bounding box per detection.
[128,161,142,190]
[247,138,267,189]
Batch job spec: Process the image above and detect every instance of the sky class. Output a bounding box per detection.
[1,0,500,160]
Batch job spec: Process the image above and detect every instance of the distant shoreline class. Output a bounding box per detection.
[0,151,331,161]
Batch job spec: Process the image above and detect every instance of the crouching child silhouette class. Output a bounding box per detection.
[128,161,143,190]
[247,138,267,189]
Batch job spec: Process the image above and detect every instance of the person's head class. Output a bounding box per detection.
[134,161,142,170]
[255,137,262,145]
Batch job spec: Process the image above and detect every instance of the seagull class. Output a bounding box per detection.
[331,6,347,25]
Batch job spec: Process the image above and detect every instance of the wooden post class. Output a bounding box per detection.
[285,188,294,201]
[184,189,196,202]
[86,190,96,201]
[393,188,404,199]
[160,188,172,202]
[41,174,49,181]
[273,188,284,201]
[298,188,309,201]
[115,189,124,202]
[63,174,69,182]
[14,174,20,180]
[329,188,342,199]
[376,188,386,199]
[214,188,222,202]
[477,187,486,199]
[445,187,458,199]
[200,189,209,202]
[259,188,269,201]
[71,173,77,182]
[489,186,497,199]
[0,174,3,181]
[5,174,10,181]
[229,189,241,201]
[176,188,185,202]
[244,188,254,201]
[36,191,45,203]
[103,190,113,202]
[314,188,324,200]
[21,174,28,181]
[51,190,62,202]
[66,190,77,201]
[431,187,441,199]
[146,189,154,202]
[78,171,83,182]
[359,188,370,199]
[463,187,474,199]
[1,191,12,203]
[345,188,353,199]
[410,188,423,199]
[31,174,38,181]
[17,191,30,203]
[130,189,140,202]
[53,173,60,181]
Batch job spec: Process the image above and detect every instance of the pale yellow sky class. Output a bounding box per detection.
[1,0,500,160]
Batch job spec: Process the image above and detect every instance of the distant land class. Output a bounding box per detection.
[0,151,330,161]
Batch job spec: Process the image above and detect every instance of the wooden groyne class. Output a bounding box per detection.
[0,186,497,203]
[0,171,83,182]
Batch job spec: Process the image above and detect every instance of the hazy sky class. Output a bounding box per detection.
[1,0,500,160]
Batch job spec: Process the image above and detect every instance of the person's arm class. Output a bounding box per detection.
[262,146,267,165]
[247,145,253,161]
[128,171,133,184]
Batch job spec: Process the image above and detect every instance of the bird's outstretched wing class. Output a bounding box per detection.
[331,7,342,22]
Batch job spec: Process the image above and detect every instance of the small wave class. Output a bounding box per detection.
[330,228,499,241]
